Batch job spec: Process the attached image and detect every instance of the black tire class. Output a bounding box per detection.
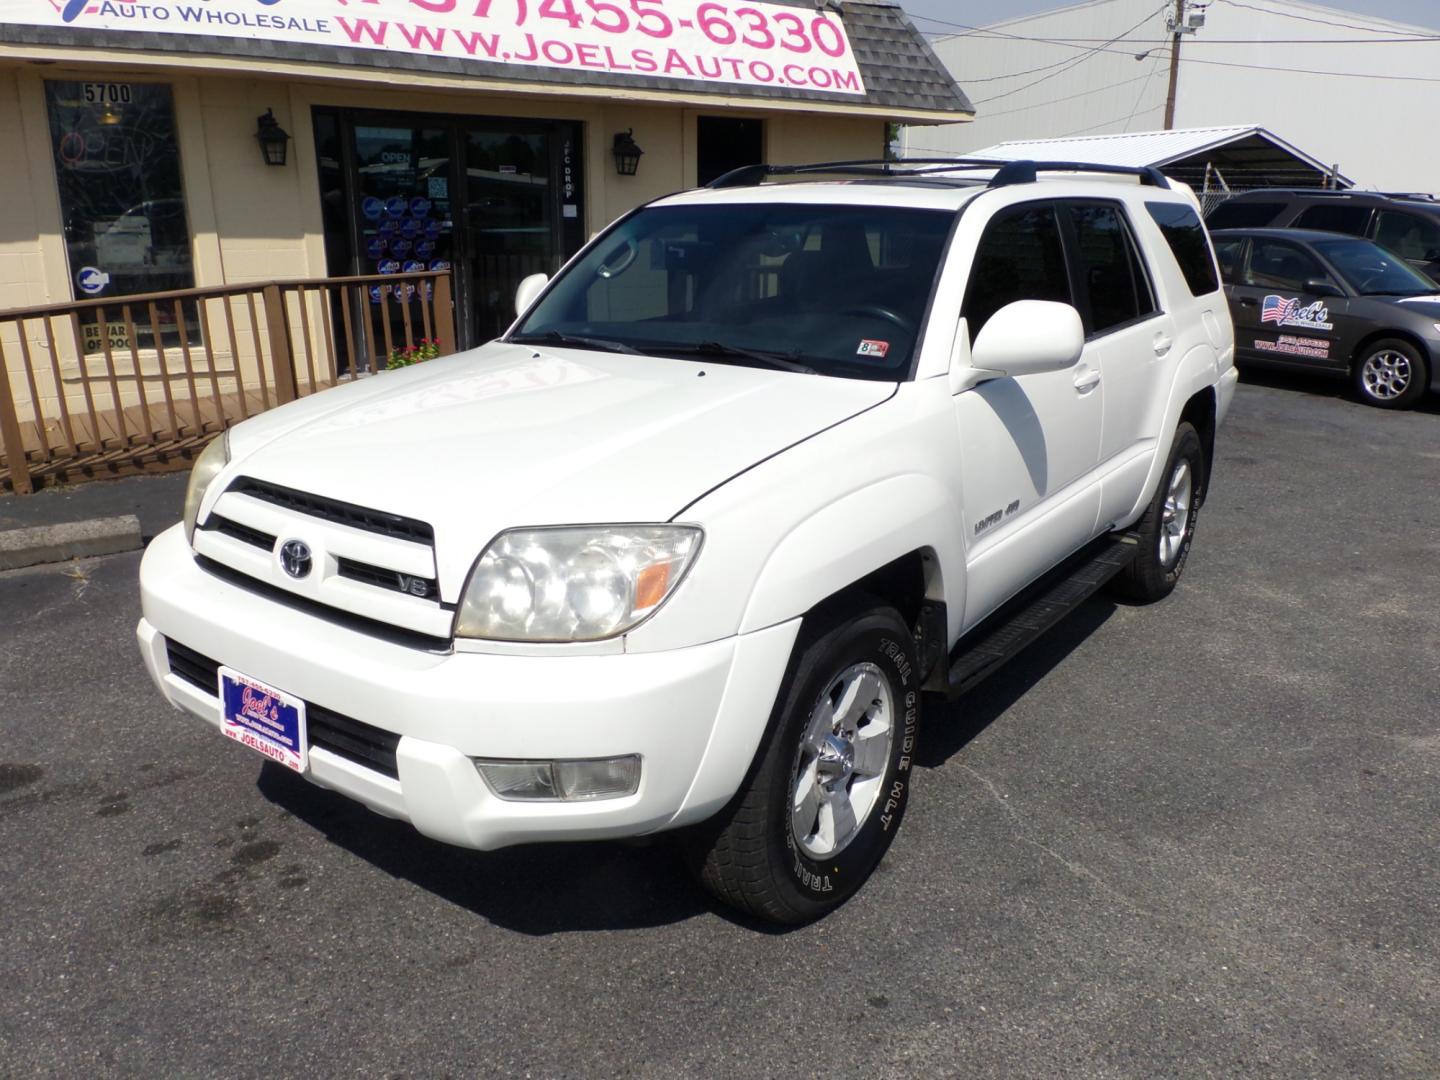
[1353,338,1428,410]
[1109,422,1205,603]
[685,601,921,925]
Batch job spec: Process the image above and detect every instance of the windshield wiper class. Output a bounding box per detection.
[661,341,819,375]
[510,330,640,355]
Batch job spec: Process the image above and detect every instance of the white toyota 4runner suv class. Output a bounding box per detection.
[137,159,1238,924]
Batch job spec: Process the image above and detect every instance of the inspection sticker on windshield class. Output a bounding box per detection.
[857,339,890,358]
[218,667,307,773]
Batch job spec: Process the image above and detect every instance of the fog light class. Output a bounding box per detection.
[474,756,640,802]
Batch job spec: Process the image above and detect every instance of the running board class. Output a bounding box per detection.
[945,532,1140,700]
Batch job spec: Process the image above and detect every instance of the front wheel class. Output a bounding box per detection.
[1109,422,1205,603]
[685,602,921,925]
[1353,339,1428,409]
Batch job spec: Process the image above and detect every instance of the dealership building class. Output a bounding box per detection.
[0,0,969,347]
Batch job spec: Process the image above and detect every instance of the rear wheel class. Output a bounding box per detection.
[1109,422,1204,603]
[686,602,920,925]
[1353,339,1428,409]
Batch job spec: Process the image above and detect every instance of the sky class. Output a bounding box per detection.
[898,0,1440,33]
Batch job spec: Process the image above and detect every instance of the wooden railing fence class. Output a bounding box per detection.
[0,270,454,494]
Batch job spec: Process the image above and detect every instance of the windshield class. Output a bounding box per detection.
[511,202,955,379]
[1311,238,1439,296]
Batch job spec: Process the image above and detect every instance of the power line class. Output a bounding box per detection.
[1210,0,1435,35]
[976,70,1162,121]
[971,5,1169,105]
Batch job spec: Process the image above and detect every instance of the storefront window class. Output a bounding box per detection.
[45,80,195,349]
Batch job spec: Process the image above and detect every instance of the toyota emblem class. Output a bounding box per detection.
[279,539,312,579]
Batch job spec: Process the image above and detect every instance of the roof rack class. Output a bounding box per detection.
[705,157,1170,191]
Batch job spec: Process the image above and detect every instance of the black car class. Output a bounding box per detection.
[1206,189,1440,282]
[1211,227,1440,409]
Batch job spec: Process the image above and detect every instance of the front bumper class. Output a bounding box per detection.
[138,524,799,850]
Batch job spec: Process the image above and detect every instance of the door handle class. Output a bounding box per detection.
[1153,332,1174,356]
[1237,297,1258,306]
[1073,368,1101,393]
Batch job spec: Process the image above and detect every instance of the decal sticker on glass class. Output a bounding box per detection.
[401,219,422,240]
[856,339,890,358]
[1261,295,1333,331]
[362,196,384,221]
[384,196,407,219]
[391,239,412,258]
[409,197,432,218]
[378,259,400,275]
[76,266,110,295]
[366,237,387,259]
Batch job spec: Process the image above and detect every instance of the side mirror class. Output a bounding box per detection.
[514,272,549,317]
[1303,277,1345,299]
[970,300,1085,379]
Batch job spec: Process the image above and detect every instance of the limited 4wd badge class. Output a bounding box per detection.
[1262,295,1333,332]
[856,339,890,358]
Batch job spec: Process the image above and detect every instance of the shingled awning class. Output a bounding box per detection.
[0,0,973,122]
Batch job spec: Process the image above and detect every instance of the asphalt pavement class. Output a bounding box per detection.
[1,370,1437,1078]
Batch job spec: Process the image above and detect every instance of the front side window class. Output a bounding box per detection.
[1374,211,1440,263]
[1068,202,1155,334]
[46,81,193,303]
[1147,201,1221,297]
[1312,238,1437,296]
[1243,240,1330,292]
[963,204,1071,343]
[514,203,954,379]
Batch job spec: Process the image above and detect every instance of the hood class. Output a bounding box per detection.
[223,342,895,598]
[1393,294,1440,318]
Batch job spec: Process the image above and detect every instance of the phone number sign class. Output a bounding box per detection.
[19,0,866,95]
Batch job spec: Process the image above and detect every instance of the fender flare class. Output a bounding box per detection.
[737,472,964,637]
[1124,344,1219,523]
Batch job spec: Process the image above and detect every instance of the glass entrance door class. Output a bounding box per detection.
[463,129,561,343]
[316,109,585,355]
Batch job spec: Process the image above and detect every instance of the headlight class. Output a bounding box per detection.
[183,431,230,544]
[455,525,701,641]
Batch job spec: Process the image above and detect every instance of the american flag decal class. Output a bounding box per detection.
[1261,295,1299,325]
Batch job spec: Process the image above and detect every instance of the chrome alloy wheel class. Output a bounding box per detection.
[1361,350,1413,401]
[1159,459,1194,568]
[790,661,894,860]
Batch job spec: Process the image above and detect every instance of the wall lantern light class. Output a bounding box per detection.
[612,129,644,176]
[255,108,291,167]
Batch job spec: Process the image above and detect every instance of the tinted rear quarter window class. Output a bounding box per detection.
[1205,200,1286,230]
[1146,201,1220,296]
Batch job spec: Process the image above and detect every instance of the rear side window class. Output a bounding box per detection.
[1068,203,1156,333]
[1294,204,1373,237]
[1205,200,1286,230]
[1146,201,1220,296]
[1212,239,1243,284]
[1375,210,1440,262]
[964,204,1071,343]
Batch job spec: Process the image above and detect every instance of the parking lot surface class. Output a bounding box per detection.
[2,373,1437,1079]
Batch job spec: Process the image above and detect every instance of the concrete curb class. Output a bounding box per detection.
[0,515,144,571]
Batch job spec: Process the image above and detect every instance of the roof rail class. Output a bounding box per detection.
[705,157,1170,190]
[986,160,1170,189]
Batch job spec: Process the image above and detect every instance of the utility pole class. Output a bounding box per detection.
[1163,0,1184,129]
[1164,0,1204,130]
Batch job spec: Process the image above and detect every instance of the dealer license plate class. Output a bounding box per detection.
[218,667,308,773]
